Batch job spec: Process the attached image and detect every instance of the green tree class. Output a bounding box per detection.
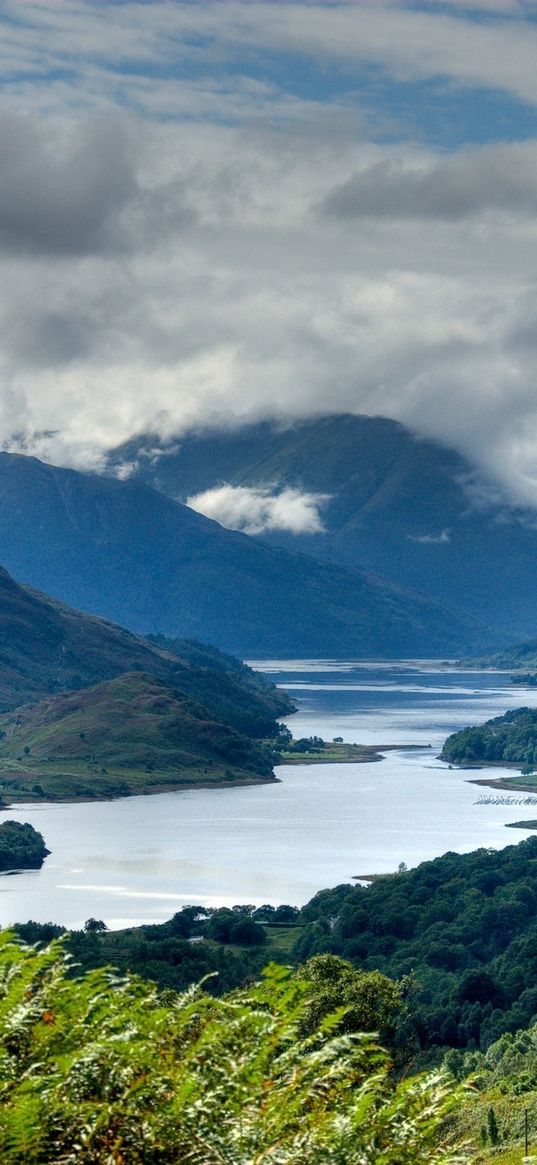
[83,917,108,933]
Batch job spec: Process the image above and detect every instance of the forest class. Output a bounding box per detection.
[442,707,537,767]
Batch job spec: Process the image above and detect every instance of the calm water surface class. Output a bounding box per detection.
[1,660,536,929]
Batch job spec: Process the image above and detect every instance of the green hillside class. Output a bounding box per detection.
[465,638,537,672]
[0,565,292,733]
[291,837,537,1052]
[441,707,537,766]
[0,672,276,801]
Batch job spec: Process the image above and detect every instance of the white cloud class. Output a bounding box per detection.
[2,2,537,120]
[186,485,330,535]
[408,529,451,544]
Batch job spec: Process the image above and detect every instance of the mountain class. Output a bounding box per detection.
[0,452,487,658]
[109,414,537,640]
[0,672,275,801]
[0,565,292,732]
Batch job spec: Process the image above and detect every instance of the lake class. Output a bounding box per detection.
[0,659,536,930]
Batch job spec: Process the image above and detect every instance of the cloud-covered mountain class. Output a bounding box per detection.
[2,3,537,510]
[110,413,537,640]
[0,451,486,659]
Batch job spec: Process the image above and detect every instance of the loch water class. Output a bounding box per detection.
[1,660,536,929]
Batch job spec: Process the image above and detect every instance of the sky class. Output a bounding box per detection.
[2,0,537,504]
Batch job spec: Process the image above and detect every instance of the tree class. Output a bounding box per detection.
[296,953,403,1045]
[83,918,108,933]
[487,1105,500,1145]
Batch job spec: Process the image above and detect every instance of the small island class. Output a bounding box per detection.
[0,821,49,871]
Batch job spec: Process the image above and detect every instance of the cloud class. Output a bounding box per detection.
[408,529,451,544]
[3,1,537,120]
[1,2,537,513]
[322,143,537,221]
[0,114,139,256]
[186,484,330,535]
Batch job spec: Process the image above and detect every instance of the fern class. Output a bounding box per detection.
[0,932,468,1163]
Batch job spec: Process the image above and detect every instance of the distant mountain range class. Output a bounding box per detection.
[0,451,486,658]
[110,414,537,640]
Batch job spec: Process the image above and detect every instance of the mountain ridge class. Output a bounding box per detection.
[108,413,537,639]
[0,564,292,733]
[0,450,489,657]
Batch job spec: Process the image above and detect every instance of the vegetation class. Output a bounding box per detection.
[0,565,293,728]
[0,672,277,801]
[18,838,537,1052]
[277,733,384,764]
[290,838,537,1052]
[0,932,466,1164]
[0,566,299,799]
[440,1020,537,1160]
[19,839,537,1056]
[0,821,48,870]
[148,634,294,736]
[441,707,537,767]
[464,638,537,672]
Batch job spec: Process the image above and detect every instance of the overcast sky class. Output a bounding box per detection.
[2,0,537,503]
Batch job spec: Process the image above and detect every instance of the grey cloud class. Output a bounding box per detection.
[1,76,537,511]
[0,114,138,255]
[322,144,537,221]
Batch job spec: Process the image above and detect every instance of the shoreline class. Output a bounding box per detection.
[280,743,429,766]
[0,772,280,808]
[0,742,432,805]
[468,775,537,794]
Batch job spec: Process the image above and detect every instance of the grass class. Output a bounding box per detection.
[0,671,276,802]
[0,758,271,802]
[445,1083,537,1165]
[474,1148,537,1164]
[264,925,304,955]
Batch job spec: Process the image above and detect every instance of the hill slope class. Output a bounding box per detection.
[0,565,292,734]
[0,452,487,658]
[110,414,537,639]
[0,672,275,800]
